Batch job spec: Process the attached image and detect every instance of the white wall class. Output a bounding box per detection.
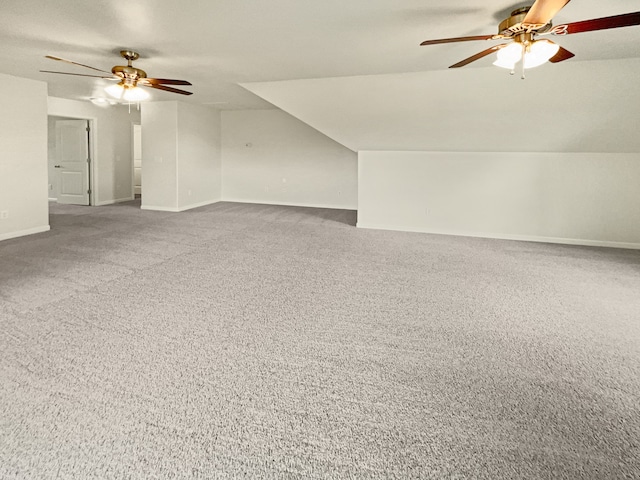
[244,59,640,248]
[0,73,49,241]
[47,97,141,205]
[141,102,178,210]
[358,151,640,249]
[141,101,221,212]
[177,102,222,210]
[222,109,357,209]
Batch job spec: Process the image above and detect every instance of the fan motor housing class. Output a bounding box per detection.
[499,7,552,36]
[112,65,147,79]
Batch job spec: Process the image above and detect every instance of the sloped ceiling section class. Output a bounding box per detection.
[242,58,640,153]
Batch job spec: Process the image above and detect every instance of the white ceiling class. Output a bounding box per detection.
[1,0,639,110]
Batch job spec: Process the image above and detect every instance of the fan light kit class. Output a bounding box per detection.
[419,0,640,79]
[493,38,559,70]
[104,83,150,101]
[41,50,193,101]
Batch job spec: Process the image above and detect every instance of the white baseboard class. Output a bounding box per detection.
[141,199,220,213]
[221,198,357,210]
[356,222,640,250]
[140,205,180,212]
[0,225,50,242]
[176,199,220,211]
[95,196,134,206]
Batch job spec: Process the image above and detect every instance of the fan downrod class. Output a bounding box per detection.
[511,7,531,17]
[120,50,140,66]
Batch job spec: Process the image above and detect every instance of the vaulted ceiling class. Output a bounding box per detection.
[1,0,639,110]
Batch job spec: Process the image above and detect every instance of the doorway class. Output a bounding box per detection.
[48,116,92,206]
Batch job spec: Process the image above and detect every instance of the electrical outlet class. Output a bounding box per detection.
[0,211,8,219]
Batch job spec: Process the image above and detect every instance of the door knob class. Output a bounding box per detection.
[54,165,61,168]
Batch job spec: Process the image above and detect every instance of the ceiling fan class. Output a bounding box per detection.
[41,50,192,100]
[419,0,640,78]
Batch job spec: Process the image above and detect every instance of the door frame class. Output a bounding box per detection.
[47,114,97,206]
[131,121,141,198]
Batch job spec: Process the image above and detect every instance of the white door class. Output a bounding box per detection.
[56,120,90,205]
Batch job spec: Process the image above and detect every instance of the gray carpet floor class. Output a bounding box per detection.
[1,199,639,479]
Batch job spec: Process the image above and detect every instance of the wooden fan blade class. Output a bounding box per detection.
[557,11,640,35]
[522,0,571,27]
[138,78,192,86]
[40,70,117,79]
[420,34,496,46]
[146,84,193,95]
[45,55,112,74]
[549,46,575,63]
[449,44,506,68]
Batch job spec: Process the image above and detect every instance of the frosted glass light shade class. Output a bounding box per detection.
[104,83,125,99]
[493,40,560,70]
[525,40,560,68]
[123,86,150,101]
[493,43,522,69]
[104,83,150,101]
